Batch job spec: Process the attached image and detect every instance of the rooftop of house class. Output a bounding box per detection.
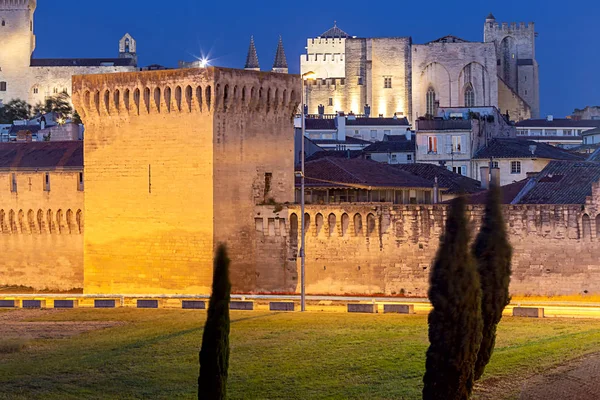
[0,142,83,170]
[8,125,42,135]
[319,23,351,39]
[582,127,600,136]
[587,147,600,162]
[393,163,482,195]
[305,150,363,162]
[464,180,529,204]
[299,157,436,189]
[362,138,415,153]
[516,119,600,128]
[30,58,136,67]
[516,135,582,141]
[346,117,410,126]
[473,138,584,161]
[304,119,336,130]
[312,137,372,146]
[515,161,600,204]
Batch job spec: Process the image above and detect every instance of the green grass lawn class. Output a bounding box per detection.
[1,309,600,400]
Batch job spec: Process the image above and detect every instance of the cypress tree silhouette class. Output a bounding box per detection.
[199,244,231,400]
[423,196,482,400]
[473,184,512,380]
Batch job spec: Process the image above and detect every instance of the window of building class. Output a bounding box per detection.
[511,161,521,174]
[78,172,84,191]
[517,130,527,136]
[0,82,6,92]
[490,161,499,168]
[33,87,38,94]
[451,136,463,153]
[53,87,58,94]
[357,77,363,85]
[390,154,397,163]
[407,154,413,162]
[426,87,436,116]
[384,77,392,89]
[354,130,359,136]
[564,129,573,136]
[530,129,542,136]
[452,166,467,176]
[44,173,50,191]
[1,20,5,27]
[545,129,557,136]
[328,98,333,107]
[370,130,377,139]
[10,173,16,193]
[464,84,475,108]
[428,136,438,154]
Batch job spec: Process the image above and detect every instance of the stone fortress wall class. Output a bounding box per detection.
[0,169,83,291]
[253,191,600,297]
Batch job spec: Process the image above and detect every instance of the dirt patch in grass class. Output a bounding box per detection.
[0,339,28,354]
[0,309,124,340]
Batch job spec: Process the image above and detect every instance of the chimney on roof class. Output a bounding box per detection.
[491,167,501,188]
[547,115,554,122]
[336,113,346,141]
[364,104,371,118]
[480,166,490,190]
[529,144,537,155]
[433,177,439,204]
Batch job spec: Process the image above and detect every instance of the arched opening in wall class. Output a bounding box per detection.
[290,213,298,248]
[283,89,288,106]
[354,213,363,236]
[37,209,44,233]
[205,86,212,110]
[596,215,600,239]
[328,213,336,237]
[0,210,5,233]
[233,86,238,104]
[28,210,35,233]
[47,209,54,234]
[250,87,256,102]
[84,91,91,112]
[66,209,74,234]
[123,89,130,111]
[196,86,203,112]
[185,86,193,112]
[341,213,349,237]
[216,84,221,109]
[103,90,110,114]
[133,88,140,115]
[290,90,296,108]
[9,210,16,233]
[17,209,24,233]
[153,87,161,112]
[164,86,172,112]
[426,87,436,117]
[274,88,279,109]
[500,36,516,85]
[315,213,324,236]
[366,213,376,237]
[259,87,263,107]
[94,91,100,113]
[144,87,151,113]
[56,209,64,234]
[304,213,311,233]
[464,83,475,108]
[241,87,246,103]
[113,89,120,111]
[76,209,83,234]
[267,88,272,111]
[175,86,182,111]
[582,214,591,239]
[223,85,229,110]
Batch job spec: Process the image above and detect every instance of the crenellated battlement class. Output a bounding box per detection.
[72,67,300,119]
[489,21,535,32]
[0,0,35,9]
[0,208,83,235]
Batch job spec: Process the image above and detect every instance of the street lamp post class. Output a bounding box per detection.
[300,71,315,312]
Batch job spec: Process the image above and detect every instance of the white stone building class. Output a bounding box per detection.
[0,1,138,107]
[300,14,539,122]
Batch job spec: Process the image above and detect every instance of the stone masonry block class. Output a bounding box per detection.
[230,301,254,311]
[270,302,295,312]
[22,299,45,309]
[0,300,16,308]
[348,303,378,313]
[182,300,206,310]
[383,304,415,314]
[54,300,78,309]
[513,307,544,318]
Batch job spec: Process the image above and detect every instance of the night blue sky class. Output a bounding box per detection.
[33,0,599,118]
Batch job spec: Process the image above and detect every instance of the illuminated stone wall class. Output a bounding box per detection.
[498,78,531,122]
[255,195,600,297]
[0,169,84,291]
[73,67,299,294]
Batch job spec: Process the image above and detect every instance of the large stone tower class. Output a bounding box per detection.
[0,0,36,106]
[484,13,540,118]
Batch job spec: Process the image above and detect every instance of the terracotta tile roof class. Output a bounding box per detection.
[393,163,481,194]
[516,161,600,204]
[473,138,584,161]
[363,139,415,153]
[299,157,435,189]
[0,142,83,169]
[464,180,529,204]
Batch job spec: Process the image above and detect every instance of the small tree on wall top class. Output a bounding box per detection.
[198,244,231,400]
[423,196,483,400]
[472,184,512,380]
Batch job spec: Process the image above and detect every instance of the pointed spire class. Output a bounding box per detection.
[272,36,288,74]
[245,36,260,71]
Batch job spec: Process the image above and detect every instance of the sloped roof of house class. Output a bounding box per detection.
[305,119,336,130]
[312,137,371,146]
[393,163,482,194]
[299,157,435,189]
[0,142,83,169]
[306,150,363,162]
[346,117,410,126]
[319,23,350,38]
[473,138,584,160]
[362,139,415,153]
[516,119,600,128]
[516,161,600,204]
[464,180,529,204]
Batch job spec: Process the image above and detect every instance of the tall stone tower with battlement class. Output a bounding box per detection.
[484,13,540,118]
[0,0,36,106]
[73,67,299,294]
